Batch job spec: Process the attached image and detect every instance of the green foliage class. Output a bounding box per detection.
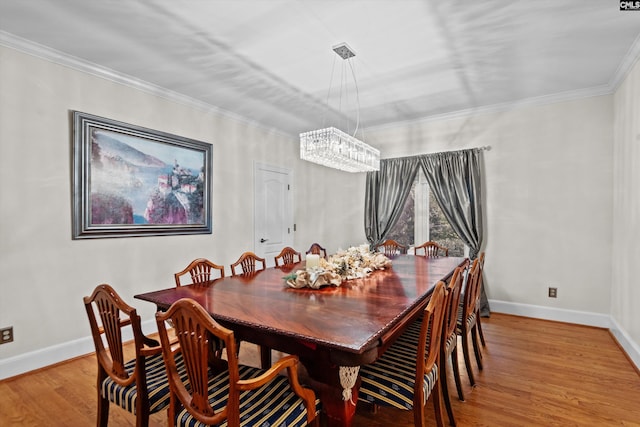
[428,191,465,256]
[386,188,415,247]
[387,176,465,256]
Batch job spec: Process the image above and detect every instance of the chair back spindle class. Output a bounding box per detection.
[274,247,302,267]
[230,252,266,276]
[174,258,225,287]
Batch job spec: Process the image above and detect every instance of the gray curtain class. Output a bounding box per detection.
[364,156,420,248]
[419,149,490,316]
[364,149,490,316]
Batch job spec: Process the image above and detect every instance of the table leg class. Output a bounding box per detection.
[259,345,272,368]
[303,360,360,427]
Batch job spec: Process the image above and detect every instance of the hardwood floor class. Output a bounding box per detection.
[1,313,639,426]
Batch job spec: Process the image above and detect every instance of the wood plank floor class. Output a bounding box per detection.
[1,313,639,426]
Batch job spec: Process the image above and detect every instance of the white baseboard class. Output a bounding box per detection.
[489,299,639,371]
[0,319,157,381]
[488,299,612,327]
[2,306,638,380]
[609,316,640,371]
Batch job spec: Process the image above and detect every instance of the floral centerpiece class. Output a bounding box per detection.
[284,244,392,289]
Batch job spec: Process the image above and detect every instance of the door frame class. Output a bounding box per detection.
[253,162,294,263]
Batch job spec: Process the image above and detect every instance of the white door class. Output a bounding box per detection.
[254,163,293,266]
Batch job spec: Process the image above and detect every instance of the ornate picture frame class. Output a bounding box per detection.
[72,111,212,239]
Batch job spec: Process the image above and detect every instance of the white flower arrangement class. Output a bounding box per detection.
[285,244,392,289]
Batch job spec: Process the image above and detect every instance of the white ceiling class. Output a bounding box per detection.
[1,1,639,137]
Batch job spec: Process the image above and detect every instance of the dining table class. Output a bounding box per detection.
[135,254,465,427]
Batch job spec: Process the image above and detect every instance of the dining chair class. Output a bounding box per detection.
[306,242,327,258]
[174,258,225,286]
[83,284,184,427]
[230,251,266,276]
[374,239,408,256]
[155,298,320,427]
[473,252,487,348]
[358,281,448,427]
[439,261,469,426]
[457,253,485,388]
[230,251,270,366]
[274,246,302,267]
[414,241,449,257]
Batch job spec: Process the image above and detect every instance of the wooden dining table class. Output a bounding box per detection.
[135,254,465,427]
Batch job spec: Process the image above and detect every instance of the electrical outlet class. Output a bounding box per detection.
[548,287,557,298]
[0,326,13,344]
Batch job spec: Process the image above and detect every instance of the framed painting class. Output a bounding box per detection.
[72,111,212,239]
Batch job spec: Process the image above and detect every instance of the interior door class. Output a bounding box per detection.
[254,163,293,266]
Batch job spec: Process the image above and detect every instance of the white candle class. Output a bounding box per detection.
[306,254,320,269]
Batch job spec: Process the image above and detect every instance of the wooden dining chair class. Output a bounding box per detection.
[274,246,302,267]
[414,241,449,257]
[439,261,469,426]
[306,242,327,258]
[374,239,408,256]
[230,251,266,276]
[155,298,320,427]
[83,284,185,427]
[474,252,487,348]
[173,258,225,286]
[457,253,485,388]
[358,281,448,427]
[230,251,270,365]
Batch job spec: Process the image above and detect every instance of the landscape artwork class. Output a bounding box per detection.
[72,112,212,239]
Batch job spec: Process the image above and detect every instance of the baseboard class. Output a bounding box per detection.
[0,319,156,381]
[488,299,612,327]
[489,299,640,371]
[609,316,640,373]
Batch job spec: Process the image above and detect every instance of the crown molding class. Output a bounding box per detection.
[0,30,291,138]
[3,28,639,137]
[609,32,640,90]
[367,83,613,133]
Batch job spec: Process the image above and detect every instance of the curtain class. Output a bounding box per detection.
[419,149,490,316]
[364,156,420,248]
[364,148,490,316]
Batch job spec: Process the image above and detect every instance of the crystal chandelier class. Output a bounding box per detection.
[300,43,380,173]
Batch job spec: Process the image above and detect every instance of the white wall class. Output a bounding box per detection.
[612,58,640,364]
[367,96,614,315]
[0,45,366,377]
[2,41,638,378]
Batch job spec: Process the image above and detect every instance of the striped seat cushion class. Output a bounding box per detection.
[177,364,321,427]
[101,352,184,415]
[443,331,457,354]
[456,303,476,334]
[359,320,438,410]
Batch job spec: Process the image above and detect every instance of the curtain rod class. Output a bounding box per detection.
[383,145,491,161]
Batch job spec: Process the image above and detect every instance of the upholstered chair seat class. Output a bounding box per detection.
[359,320,438,410]
[156,298,320,427]
[175,364,320,427]
[84,284,187,427]
[456,253,486,388]
[358,281,447,427]
[101,352,185,416]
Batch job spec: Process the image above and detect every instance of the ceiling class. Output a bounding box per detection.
[1,1,640,137]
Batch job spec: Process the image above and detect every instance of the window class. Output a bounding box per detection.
[386,171,465,256]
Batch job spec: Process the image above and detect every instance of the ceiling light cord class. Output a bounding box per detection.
[323,55,339,130]
[299,42,379,173]
[322,49,361,139]
[347,57,361,140]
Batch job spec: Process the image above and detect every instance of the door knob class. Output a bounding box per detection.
[260,238,268,243]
